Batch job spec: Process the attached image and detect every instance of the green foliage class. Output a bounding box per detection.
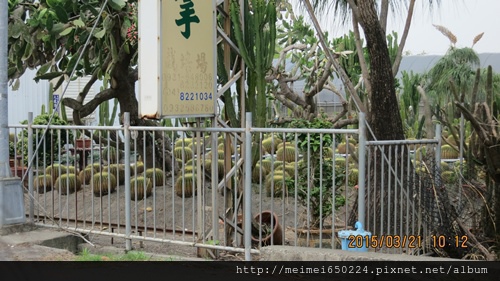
[291,160,346,227]
[286,113,338,153]
[17,113,72,166]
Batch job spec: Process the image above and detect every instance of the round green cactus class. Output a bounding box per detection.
[34,174,53,193]
[131,161,144,175]
[348,169,359,186]
[252,163,269,183]
[265,174,291,197]
[173,147,193,162]
[175,173,196,198]
[261,137,278,154]
[55,173,82,195]
[144,168,165,187]
[92,172,117,197]
[45,164,69,182]
[174,138,193,148]
[276,146,297,163]
[441,144,458,159]
[78,167,96,185]
[85,162,102,172]
[336,142,356,154]
[130,176,153,200]
[104,164,126,185]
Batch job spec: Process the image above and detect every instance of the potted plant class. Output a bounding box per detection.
[251,211,283,246]
[284,114,347,247]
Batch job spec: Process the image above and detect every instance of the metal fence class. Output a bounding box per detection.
[9,112,450,259]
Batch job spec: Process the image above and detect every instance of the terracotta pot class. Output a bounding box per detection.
[251,211,283,246]
[75,138,92,149]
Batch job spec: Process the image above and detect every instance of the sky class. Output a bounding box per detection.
[292,0,500,55]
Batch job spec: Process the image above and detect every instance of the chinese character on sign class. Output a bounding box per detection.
[196,52,207,73]
[175,0,200,39]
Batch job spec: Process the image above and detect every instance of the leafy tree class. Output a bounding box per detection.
[8,0,175,171]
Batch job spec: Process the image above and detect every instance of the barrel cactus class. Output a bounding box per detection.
[85,162,102,173]
[173,147,193,162]
[102,146,122,164]
[144,168,165,187]
[131,161,144,175]
[92,172,117,197]
[265,174,292,197]
[261,137,278,154]
[130,176,153,200]
[252,163,269,183]
[105,164,126,185]
[45,164,69,182]
[175,173,196,198]
[78,167,96,185]
[276,146,297,163]
[441,170,456,184]
[55,173,82,195]
[348,169,359,186]
[336,142,356,154]
[441,144,458,159]
[175,138,193,148]
[34,174,53,193]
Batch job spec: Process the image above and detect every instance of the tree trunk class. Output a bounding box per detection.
[357,0,405,141]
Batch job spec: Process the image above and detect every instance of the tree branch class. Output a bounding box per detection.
[306,60,332,98]
[392,0,416,76]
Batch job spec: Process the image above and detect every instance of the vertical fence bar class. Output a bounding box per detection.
[244,112,252,261]
[357,113,366,227]
[434,123,442,185]
[27,112,34,221]
[124,112,132,251]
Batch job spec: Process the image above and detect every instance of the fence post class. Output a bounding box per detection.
[434,123,442,186]
[357,112,366,227]
[124,112,132,251]
[27,112,34,222]
[244,112,252,261]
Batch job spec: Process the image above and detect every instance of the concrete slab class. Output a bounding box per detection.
[259,246,460,261]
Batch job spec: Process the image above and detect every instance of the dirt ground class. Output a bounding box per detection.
[24,171,356,261]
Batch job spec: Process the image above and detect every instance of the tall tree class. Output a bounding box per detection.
[7,0,175,170]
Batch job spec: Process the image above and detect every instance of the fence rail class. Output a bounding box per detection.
[8,112,446,259]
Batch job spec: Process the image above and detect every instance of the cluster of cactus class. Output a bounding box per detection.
[130,176,153,200]
[348,169,359,186]
[261,137,279,154]
[54,173,82,195]
[175,173,197,198]
[144,168,164,187]
[34,175,53,193]
[174,138,193,148]
[92,172,117,197]
[45,164,76,182]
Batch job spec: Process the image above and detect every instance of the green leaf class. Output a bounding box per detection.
[37,61,52,76]
[46,0,58,8]
[60,27,74,36]
[108,0,126,11]
[34,71,63,82]
[94,28,106,39]
[73,18,85,28]
[53,5,69,23]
